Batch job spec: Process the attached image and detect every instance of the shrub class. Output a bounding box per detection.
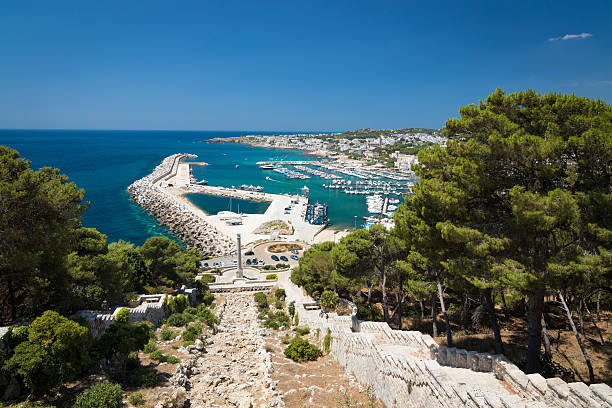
[5,311,91,397]
[161,327,178,341]
[201,291,215,306]
[197,308,219,328]
[275,299,283,309]
[143,340,157,354]
[182,322,202,342]
[357,304,383,321]
[182,340,195,347]
[199,274,216,283]
[324,328,331,354]
[275,289,286,300]
[73,381,123,408]
[115,307,130,324]
[262,265,275,271]
[294,313,299,326]
[149,350,164,361]
[174,294,188,313]
[320,290,339,310]
[129,367,158,388]
[165,355,180,364]
[283,336,322,362]
[288,301,295,317]
[281,334,292,344]
[254,292,269,309]
[129,391,145,406]
[316,328,320,340]
[184,307,198,315]
[266,274,277,280]
[296,327,310,336]
[94,321,151,376]
[166,313,187,327]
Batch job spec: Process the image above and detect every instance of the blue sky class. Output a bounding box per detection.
[1,0,611,131]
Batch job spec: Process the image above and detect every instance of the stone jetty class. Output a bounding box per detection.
[128,154,236,256]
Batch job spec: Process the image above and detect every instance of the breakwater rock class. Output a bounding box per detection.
[127,154,237,257]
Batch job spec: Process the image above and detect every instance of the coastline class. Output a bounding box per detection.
[128,154,350,256]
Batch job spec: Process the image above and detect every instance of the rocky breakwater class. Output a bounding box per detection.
[162,293,283,408]
[127,153,236,257]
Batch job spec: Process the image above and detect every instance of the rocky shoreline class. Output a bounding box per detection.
[127,154,237,257]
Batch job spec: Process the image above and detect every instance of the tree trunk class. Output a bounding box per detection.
[461,291,470,331]
[437,279,452,346]
[596,292,601,321]
[431,293,438,337]
[557,290,595,383]
[501,290,509,318]
[419,300,424,320]
[380,263,389,322]
[483,288,504,355]
[577,298,586,339]
[366,283,373,304]
[541,314,552,355]
[525,288,545,374]
[583,300,605,345]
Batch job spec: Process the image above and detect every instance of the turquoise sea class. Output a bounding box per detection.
[0,129,401,245]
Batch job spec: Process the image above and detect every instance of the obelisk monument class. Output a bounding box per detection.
[236,233,243,279]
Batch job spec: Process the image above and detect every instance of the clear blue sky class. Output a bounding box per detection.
[1,0,611,131]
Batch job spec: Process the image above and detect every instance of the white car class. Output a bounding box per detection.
[232,259,238,266]
[220,261,226,267]
[258,259,265,266]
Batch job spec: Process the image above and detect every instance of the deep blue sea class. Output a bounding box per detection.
[0,129,386,245]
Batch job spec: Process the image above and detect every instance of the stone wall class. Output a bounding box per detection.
[289,296,612,407]
[76,288,197,338]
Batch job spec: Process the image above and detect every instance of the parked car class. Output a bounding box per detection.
[280,255,289,262]
[246,259,251,265]
[213,262,220,268]
[290,255,299,260]
[232,259,238,265]
[251,258,258,264]
[291,249,299,254]
[220,261,226,267]
[258,259,265,265]
[245,250,255,256]
[271,255,279,261]
[203,262,210,267]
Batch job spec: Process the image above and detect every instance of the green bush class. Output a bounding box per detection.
[165,355,180,364]
[320,290,339,309]
[357,304,383,321]
[197,308,219,328]
[262,265,275,270]
[115,307,130,324]
[324,328,331,354]
[275,299,283,309]
[254,292,269,309]
[201,291,215,306]
[143,339,157,354]
[73,381,123,408]
[129,391,145,406]
[296,327,310,336]
[182,340,195,347]
[149,350,164,361]
[161,327,178,341]
[182,322,202,341]
[5,311,91,397]
[265,274,277,280]
[288,301,295,317]
[174,294,187,313]
[129,367,158,388]
[184,306,198,315]
[275,289,286,300]
[283,336,322,362]
[294,313,299,326]
[166,313,186,327]
[199,274,216,283]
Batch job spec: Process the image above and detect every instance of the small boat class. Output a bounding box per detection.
[235,164,240,168]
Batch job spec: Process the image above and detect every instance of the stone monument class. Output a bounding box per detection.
[235,233,243,279]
